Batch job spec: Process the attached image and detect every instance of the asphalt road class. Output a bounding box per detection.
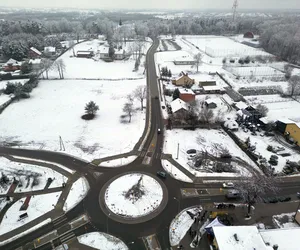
[1,38,300,250]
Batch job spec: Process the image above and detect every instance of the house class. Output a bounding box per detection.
[29,59,42,71]
[276,118,300,144]
[213,225,300,250]
[170,99,189,117]
[99,46,109,59]
[114,49,125,60]
[44,47,56,56]
[179,88,195,102]
[224,118,238,131]
[202,85,223,94]
[28,47,42,58]
[172,72,195,86]
[234,101,248,110]
[243,31,254,39]
[205,99,217,109]
[76,51,94,58]
[2,58,22,72]
[173,54,196,65]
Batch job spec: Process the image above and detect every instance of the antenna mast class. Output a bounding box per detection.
[232,0,238,22]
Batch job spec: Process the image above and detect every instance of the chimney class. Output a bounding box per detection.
[273,245,278,250]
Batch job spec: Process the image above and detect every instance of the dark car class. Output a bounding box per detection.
[157,171,167,179]
[155,96,159,99]
[187,149,197,154]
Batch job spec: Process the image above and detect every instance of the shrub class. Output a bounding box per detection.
[4,82,17,94]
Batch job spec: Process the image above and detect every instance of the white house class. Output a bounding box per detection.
[170,99,189,117]
[99,46,109,59]
[114,49,125,60]
[224,118,238,131]
[29,59,42,71]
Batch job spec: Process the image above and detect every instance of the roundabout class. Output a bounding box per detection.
[99,171,169,224]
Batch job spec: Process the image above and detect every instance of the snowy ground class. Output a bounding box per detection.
[272,212,299,228]
[234,129,300,173]
[164,129,256,177]
[0,93,11,106]
[0,156,67,194]
[99,155,137,167]
[105,173,163,218]
[78,232,128,250]
[0,192,61,235]
[161,159,193,183]
[169,206,202,246]
[245,95,300,122]
[0,198,9,212]
[63,177,89,212]
[225,66,285,78]
[48,39,151,79]
[0,79,29,90]
[0,79,146,161]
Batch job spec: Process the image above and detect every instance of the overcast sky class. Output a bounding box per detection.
[0,0,299,10]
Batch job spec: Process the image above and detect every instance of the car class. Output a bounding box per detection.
[157,128,161,134]
[155,96,159,99]
[223,182,234,188]
[157,171,167,179]
[278,196,291,202]
[297,192,300,199]
[220,153,232,159]
[225,189,240,199]
[186,149,197,154]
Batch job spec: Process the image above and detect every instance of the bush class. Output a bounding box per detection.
[222,58,227,64]
[244,56,250,64]
[81,114,95,120]
[4,82,17,94]
[238,58,244,64]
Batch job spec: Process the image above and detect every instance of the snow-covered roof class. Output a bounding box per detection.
[99,46,109,54]
[224,119,238,129]
[202,85,222,91]
[174,54,195,62]
[213,226,270,250]
[260,228,300,250]
[259,117,270,124]
[44,46,56,53]
[205,98,218,105]
[179,88,195,95]
[276,118,296,125]
[115,49,125,55]
[76,51,93,55]
[4,58,21,67]
[171,99,189,113]
[29,59,41,64]
[30,47,42,56]
[235,101,248,110]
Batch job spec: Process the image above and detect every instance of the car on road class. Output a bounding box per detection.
[157,128,161,134]
[157,171,167,179]
[223,182,234,188]
[155,96,159,99]
[225,189,240,199]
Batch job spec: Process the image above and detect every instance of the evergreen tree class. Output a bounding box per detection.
[168,69,172,78]
[173,88,180,100]
[85,101,99,115]
[119,19,122,26]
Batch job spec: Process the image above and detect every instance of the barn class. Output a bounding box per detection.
[243,31,254,39]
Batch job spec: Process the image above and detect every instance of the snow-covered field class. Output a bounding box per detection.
[226,66,285,78]
[63,177,89,212]
[0,156,67,194]
[245,95,300,122]
[161,159,193,183]
[105,173,163,218]
[184,36,271,58]
[164,129,256,177]
[169,206,202,246]
[0,93,10,106]
[0,192,61,235]
[0,79,146,161]
[272,212,299,229]
[48,39,150,79]
[78,232,128,250]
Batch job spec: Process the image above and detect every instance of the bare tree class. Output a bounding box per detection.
[256,104,269,117]
[41,59,53,79]
[199,107,214,124]
[234,174,278,217]
[68,40,75,56]
[288,75,300,97]
[53,59,66,79]
[134,85,147,110]
[123,102,134,123]
[193,53,202,73]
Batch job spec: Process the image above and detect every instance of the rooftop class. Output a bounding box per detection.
[77,51,93,55]
[174,54,195,62]
[202,85,222,91]
[4,58,21,66]
[213,226,270,250]
[44,46,56,53]
[29,59,41,64]
[115,49,125,55]
[30,47,42,56]
[170,98,189,113]
[179,88,195,95]
[235,101,248,110]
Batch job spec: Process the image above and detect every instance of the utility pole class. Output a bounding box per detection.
[59,136,65,151]
[232,0,238,22]
[176,143,179,160]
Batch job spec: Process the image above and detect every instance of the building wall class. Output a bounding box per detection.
[179,93,195,102]
[115,53,124,60]
[285,124,300,144]
[276,121,287,134]
[173,75,195,86]
[199,81,216,86]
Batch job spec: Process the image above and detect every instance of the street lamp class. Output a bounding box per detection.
[173,197,180,213]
